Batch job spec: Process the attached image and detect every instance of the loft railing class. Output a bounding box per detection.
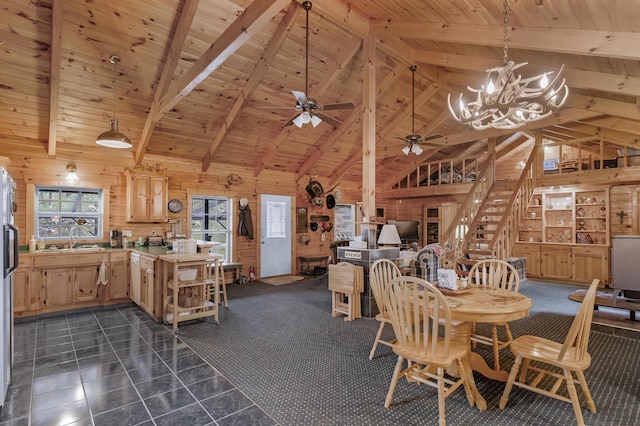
[392,155,486,189]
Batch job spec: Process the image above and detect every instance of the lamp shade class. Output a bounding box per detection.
[96,118,132,148]
[378,224,402,246]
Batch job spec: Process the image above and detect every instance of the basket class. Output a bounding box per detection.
[178,268,197,281]
[178,291,201,308]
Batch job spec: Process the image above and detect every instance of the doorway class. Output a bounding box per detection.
[259,194,292,278]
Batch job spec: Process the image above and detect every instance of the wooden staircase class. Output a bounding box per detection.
[442,148,538,272]
[460,181,516,269]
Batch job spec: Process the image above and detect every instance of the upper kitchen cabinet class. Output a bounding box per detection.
[125,171,168,222]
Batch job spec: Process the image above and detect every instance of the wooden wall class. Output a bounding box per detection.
[1,149,363,278]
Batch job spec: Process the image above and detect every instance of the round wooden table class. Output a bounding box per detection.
[444,285,532,410]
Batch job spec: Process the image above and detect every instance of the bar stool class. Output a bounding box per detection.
[211,261,228,308]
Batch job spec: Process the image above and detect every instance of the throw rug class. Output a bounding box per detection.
[261,275,305,286]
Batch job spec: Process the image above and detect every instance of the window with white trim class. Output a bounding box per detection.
[35,186,102,240]
[191,196,231,262]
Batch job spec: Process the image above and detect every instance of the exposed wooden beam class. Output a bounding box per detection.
[306,0,370,39]
[135,0,200,164]
[47,0,63,157]
[202,1,298,172]
[372,21,640,61]
[150,0,288,121]
[565,94,640,121]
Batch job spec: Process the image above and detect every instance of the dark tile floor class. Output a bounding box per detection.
[0,304,278,426]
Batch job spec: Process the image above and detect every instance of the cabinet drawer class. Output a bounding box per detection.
[140,256,155,270]
[18,257,32,268]
[34,253,104,268]
[110,252,128,262]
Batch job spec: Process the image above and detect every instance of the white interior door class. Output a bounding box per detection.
[260,195,292,278]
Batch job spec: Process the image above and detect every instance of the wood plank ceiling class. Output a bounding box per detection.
[2,0,640,190]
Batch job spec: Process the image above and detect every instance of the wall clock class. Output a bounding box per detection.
[168,199,183,213]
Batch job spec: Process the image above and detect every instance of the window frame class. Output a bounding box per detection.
[189,194,233,263]
[26,183,110,245]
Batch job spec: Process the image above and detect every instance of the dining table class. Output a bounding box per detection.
[439,284,532,411]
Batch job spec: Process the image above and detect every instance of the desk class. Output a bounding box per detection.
[446,285,532,410]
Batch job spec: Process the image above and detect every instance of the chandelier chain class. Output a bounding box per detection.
[502,0,509,65]
[110,55,120,120]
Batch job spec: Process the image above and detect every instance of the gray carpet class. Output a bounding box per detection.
[172,277,640,426]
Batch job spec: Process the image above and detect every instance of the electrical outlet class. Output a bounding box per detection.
[122,230,133,237]
[151,230,156,236]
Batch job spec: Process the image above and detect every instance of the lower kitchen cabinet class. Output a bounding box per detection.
[108,252,129,300]
[572,245,609,284]
[540,245,572,281]
[511,243,541,277]
[14,257,35,316]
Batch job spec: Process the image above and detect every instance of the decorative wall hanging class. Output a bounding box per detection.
[225,173,244,190]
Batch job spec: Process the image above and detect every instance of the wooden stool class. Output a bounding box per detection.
[211,261,228,308]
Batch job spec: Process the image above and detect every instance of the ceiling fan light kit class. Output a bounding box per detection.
[96,55,132,148]
[447,0,568,131]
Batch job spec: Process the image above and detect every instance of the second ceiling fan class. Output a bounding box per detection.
[395,65,442,155]
[269,1,355,128]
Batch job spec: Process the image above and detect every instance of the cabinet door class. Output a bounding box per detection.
[541,246,571,280]
[512,244,541,278]
[74,265,99,302]
[109,261,129,300]
[149,177,168,222]
[42,268,74,307]
[14,267,30,314]
[573,246,609,285]
[128,175,150,221]
[140,267,155,314]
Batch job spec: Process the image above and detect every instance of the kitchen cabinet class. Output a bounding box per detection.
[139,255,157,317]
[108,251,129,300]
[125,171,168,222]
[41,268,74,308]
[130,252,140,304]
[14,257,35,316]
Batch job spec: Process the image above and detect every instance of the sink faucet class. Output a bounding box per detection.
[69,225,91,249]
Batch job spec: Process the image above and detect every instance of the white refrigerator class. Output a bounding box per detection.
[0,165,18,406]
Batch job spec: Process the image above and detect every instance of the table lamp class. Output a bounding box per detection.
[377,224,402,247]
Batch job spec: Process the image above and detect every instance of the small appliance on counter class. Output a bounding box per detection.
[110,229,122,248]
[146,236,163,246]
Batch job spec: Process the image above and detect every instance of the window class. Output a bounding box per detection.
[36,186,102,240]
[191,196,231,262]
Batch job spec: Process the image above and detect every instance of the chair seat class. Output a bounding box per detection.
[511,335,592,371]
[375,312,391,322]
[393,340,469,367]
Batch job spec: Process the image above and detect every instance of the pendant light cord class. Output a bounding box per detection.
[304,2,310,96]
[110,55,120,120]
[410,65,416,135]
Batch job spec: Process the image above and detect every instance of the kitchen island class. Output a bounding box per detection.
[158,253,223,330]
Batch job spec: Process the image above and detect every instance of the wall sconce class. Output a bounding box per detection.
[65,162,79,181]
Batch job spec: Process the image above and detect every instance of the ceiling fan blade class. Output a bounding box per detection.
[255,106,298,110]
[319,102,356,111]
[315,112,341,128]
[283,112,302,127]
[292,90,309,108]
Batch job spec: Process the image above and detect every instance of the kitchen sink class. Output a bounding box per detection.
[35,245,106,253]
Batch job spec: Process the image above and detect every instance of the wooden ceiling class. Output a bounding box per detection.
[3,0,640,189]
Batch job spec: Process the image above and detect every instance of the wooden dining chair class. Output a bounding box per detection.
[500,278,600,426]
[368,259,402,360]
[383,276,471,426]
[468,258,520,371]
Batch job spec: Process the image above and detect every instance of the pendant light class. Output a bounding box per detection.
[96,55,132,148]
[447,0,568,130]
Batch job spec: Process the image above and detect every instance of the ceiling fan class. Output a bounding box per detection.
[395,65,442,155]
[261,1,355,128]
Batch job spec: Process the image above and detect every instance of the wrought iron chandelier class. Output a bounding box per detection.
[447,0,568,130]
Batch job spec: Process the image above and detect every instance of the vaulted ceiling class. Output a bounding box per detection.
[2,0,640,190]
